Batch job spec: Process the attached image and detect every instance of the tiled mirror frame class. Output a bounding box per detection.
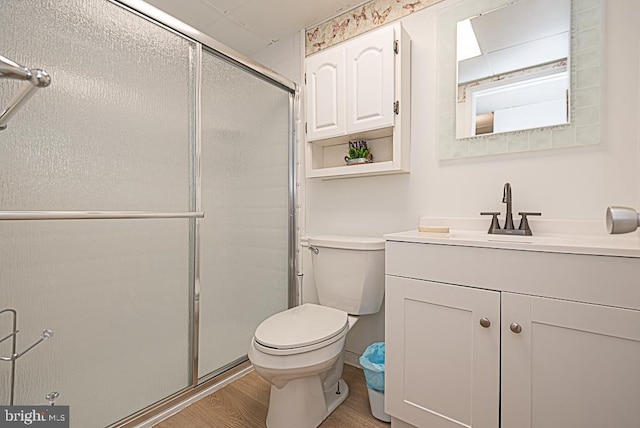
[437,0,603,159]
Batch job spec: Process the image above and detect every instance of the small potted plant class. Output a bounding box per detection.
[344,140,373,165]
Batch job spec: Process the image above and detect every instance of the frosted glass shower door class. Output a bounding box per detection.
[198,51,291,377]
[0,1,194,426]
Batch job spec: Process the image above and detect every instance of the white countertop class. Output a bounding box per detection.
[384,228,640,258]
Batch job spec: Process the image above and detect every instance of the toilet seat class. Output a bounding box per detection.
[254,304,348,356]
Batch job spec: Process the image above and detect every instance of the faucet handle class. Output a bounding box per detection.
[481,212,502,234]
[518,212,541,236]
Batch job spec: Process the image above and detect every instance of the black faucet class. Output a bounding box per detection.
[503,183,515,230]
[481,183,541,236]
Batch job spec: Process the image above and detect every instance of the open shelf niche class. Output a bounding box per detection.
[306,127,409,179]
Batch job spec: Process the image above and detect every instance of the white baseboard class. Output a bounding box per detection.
[344,349,362,369]
[391,417,417,428]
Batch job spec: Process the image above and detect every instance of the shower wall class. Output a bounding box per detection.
[0,1,292,426]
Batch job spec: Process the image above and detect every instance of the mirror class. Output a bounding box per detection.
[437,0,602,159]
[456,0,571,138]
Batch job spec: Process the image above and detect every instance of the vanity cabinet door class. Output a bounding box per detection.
[345,25,395,133]
[501,293,640,428]
[386,276,500,428]
[305,47,345,140]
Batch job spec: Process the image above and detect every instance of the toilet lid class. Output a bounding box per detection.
[255,303,348,350]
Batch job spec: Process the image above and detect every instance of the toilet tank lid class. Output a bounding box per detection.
[306,235,385,251]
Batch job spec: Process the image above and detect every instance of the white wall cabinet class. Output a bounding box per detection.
[385,239,640,428]
[305,47,345,140]
[305,23,410,179]
[345,25,395,134]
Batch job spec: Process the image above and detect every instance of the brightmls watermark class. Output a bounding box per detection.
[0,407,68,427]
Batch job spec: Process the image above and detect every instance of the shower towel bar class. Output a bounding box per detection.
[0,211,205,221]
[0,330,19,345]
[1,309,54,406]
[0,54,51,131]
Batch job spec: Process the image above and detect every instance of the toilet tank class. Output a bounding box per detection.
[307,235,385,315]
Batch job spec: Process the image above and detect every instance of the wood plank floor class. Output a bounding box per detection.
[156,364,390,427]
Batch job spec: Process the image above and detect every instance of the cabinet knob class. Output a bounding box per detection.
[479,317,491,328]
[510,322,522,334]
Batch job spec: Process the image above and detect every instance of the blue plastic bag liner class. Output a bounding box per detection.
[359,342,386,392]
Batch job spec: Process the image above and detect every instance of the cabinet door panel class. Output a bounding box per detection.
[386,276,500,428]
[502,293,640,428]
[346,25,395,133]
[306,49,345,140]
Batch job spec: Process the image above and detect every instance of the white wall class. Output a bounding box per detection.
[254,0,640,357]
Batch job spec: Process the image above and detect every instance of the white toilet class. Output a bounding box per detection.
[248,235,385,428]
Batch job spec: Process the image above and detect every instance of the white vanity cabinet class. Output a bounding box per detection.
[305,23,410,179]
[385,276,500,428]
[385,236,640,428]
[501,293,640,428]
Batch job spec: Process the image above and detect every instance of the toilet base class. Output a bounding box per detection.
[266,376,349,428]
[325,378,349,416]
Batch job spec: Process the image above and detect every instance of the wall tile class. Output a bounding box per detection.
[576,0,601,13]
[439,142,453,159]
[552,126,576,147]
[577,27,601,51]
[487,136,508,155]
[452,140,470,158]
[468,140,489,157]
[574,106,600,126]
[577,66,601,88]
[529,129,553,150]
[577,7,601,29]
[574,46,600,69]
[508,133,529,152]
[576,125,601,145]
[575,86,600,107]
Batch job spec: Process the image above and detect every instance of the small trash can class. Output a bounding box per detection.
[359,342,391,422]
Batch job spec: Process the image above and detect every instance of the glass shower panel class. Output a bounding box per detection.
[198,51,291,377]
[0,220,191,427]
[0,0,193,211]
[0,0,195,426]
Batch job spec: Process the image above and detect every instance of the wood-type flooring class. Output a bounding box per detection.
[157,364,390,428]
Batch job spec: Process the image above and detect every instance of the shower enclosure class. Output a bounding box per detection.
[0,1,296,426]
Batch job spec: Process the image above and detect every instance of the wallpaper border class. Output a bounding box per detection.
[305,0,444,56]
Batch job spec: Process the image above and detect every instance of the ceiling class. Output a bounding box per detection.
[143,0,365,57]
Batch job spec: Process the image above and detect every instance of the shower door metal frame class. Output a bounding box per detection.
[191,46,298,387]
[103,0,299,425]
[112,0,297,92]
[191,42,203,387]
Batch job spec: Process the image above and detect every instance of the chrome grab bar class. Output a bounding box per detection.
[0,54,51,131]
[0,211,205,221]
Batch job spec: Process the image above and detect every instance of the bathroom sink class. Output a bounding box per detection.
[448,230,570,246]
[385,219,640,258]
